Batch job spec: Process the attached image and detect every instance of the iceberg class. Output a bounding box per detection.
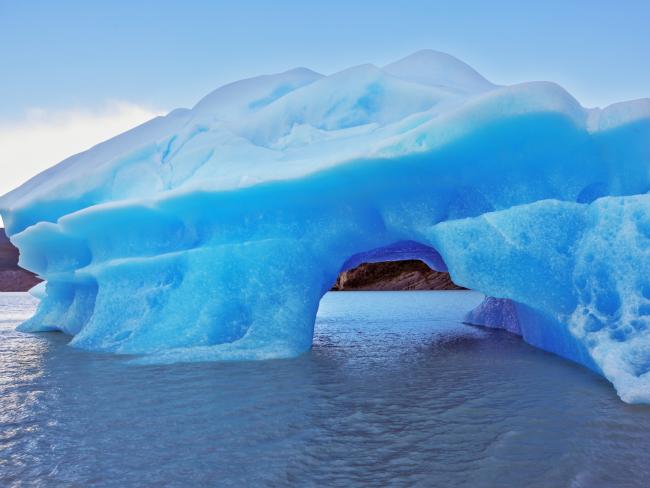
[2,50,650,403]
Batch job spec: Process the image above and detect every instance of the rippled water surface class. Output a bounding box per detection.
[2,291,650,487]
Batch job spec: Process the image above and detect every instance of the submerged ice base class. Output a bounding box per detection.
[2,50,650,403]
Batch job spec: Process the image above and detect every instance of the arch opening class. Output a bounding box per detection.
[320,240,523,342]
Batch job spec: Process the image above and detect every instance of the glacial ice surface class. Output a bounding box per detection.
[2,50,650,403]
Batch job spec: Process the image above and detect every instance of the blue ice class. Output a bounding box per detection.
[2,50,650,403]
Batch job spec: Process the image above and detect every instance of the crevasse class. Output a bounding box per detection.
[2,50,650,403]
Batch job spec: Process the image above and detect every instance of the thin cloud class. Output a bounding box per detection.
[0,101,164,198]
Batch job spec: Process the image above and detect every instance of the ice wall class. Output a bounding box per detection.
[2,50,650,402]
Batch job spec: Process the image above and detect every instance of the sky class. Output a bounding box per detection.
[1,0,649,201]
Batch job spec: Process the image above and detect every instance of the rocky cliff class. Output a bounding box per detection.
[332,260,464,291]
[0,229,41,291]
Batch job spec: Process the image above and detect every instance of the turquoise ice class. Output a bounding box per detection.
[2,50,650,402]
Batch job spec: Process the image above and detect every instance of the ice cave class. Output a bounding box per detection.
[2,50,650,403]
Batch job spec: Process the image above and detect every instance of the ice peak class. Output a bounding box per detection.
[384,49,496,93]
[193,66,324,118]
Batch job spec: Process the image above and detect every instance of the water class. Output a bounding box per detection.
[1,291,650,487]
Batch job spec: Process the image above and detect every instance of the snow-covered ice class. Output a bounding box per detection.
[2,50,650,403]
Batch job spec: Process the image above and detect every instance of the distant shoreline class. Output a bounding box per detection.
[0,228,461,293]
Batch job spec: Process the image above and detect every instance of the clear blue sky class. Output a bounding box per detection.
[1,0,650,118]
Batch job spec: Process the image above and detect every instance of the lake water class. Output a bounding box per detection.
[1,291,650,487]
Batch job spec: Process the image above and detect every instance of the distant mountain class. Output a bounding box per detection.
[0,229,41,291]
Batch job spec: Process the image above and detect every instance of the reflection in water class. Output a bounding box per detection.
[1,291,650,487]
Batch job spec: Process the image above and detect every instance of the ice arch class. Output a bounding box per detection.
[1,50,650,402]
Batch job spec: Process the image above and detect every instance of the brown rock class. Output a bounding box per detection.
[331,260,464,291]
[0,228,42,292]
